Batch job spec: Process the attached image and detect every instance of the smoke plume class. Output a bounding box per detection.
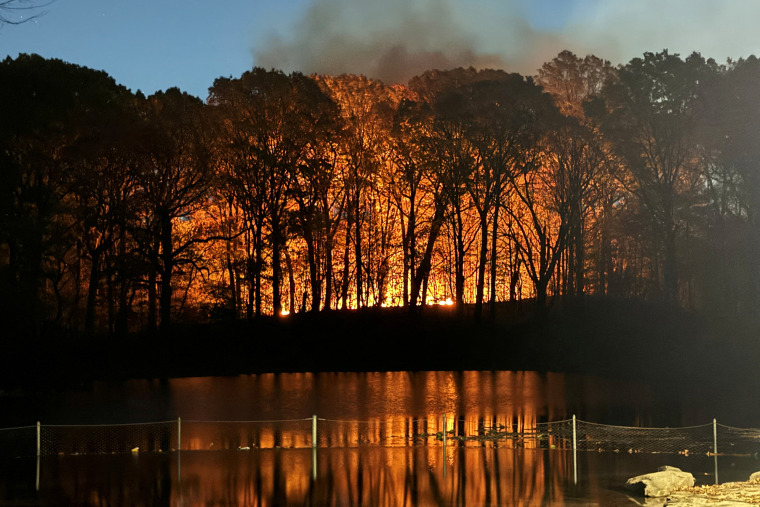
[254,0,545,84]
[254,0,760,84]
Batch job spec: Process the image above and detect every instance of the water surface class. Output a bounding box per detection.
[1,371,757,505]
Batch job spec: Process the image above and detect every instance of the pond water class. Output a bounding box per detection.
[1,371,758,505]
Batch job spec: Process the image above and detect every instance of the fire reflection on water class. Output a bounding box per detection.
[23,370,659,504]
[163,371,596,450]
[38,447,576,506]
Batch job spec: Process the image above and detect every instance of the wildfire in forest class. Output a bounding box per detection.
[2,50,754,335]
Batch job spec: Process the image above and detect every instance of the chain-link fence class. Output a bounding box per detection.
[2,416,759,458]
[41,421,175,456]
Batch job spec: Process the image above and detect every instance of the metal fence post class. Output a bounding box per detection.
[442,414,447,478]
[36,421,41,492]
[311,415,318,481]
[713,418,719,484]
[713,418,718,454]
[572,415,578,485]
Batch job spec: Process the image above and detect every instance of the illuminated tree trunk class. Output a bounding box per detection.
[284,247,296,313]
[454,203,466,307]
[410,198,446,307]
[271,225,283,317]
[400,216,409,306]
[340,225,351,309]
[354,190,364,308]
[407,198,417,307]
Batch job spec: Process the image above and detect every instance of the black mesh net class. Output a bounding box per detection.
[0,418,755,457]
[716,424,760,456]
[41,421,174,456]
[573,421,714,455]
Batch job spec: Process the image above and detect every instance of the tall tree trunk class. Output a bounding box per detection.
[663,197,678,304]
[574,214,585,297]
[271,223,282,317]
[474,213,488,319]
[284,246,296,314]
[159,211,173,330]
[304,226,321,312]
[340,226,351,309]
[411,199,445,308]
[254,223,263,317]
[454,206,466,308]
[489,203,500,318]
[407,194,417,307]
[509,249,521,302]
[147,266,158,332]
[354,192,363,308]
[323,240,333,311]
[226,238,237,315]
[116,223,129,337]
[84,253,101,336]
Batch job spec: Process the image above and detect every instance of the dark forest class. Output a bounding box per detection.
[2,50,759,381]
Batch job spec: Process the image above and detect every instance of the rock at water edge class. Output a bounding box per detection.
[626,466,695,498]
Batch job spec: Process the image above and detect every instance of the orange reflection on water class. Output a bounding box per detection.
[30,371,666,505]
[164,371,594,452]
[164,447,571,506]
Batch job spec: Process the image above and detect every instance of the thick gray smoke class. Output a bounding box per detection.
[254,0,760,84]
[253,0,557,84]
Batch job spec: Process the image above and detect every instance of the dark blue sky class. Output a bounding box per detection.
[2,0,758,99]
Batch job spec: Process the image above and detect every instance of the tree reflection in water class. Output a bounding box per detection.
[21,446,752,505]
[8,371,694,504]
[37,447,578,505]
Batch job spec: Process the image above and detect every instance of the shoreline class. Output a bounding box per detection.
[1,299,756,394]
[668,480,760,505]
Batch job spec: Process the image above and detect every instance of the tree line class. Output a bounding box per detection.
[2,50,759,337]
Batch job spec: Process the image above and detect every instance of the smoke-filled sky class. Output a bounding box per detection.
[2,0,760,99]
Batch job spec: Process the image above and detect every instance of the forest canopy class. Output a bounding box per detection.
[2,50,758,338]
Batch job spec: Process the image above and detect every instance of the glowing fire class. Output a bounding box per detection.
[437,298,454,306]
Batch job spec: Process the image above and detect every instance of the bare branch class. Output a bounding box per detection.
[0,0,53,25]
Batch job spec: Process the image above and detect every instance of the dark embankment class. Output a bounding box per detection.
[1,297,757,393]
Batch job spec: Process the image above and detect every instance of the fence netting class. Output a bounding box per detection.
[41,421,174,456]
[572,421,714,455]
[3,417,759,457]
[716,424,760,456]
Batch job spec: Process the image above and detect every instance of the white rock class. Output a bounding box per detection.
[626,466,695,497]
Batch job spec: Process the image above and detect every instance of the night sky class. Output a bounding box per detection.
[3,0,760,99]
